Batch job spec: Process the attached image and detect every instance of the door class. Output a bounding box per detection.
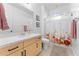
[35,40,42,55]
[24,40,42,56]
[24,43,37,56]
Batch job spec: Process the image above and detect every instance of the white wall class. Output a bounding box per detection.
[31,4,73,37]
[31,4,41,16]
[45,17,72,36]
[31,4,42,33]
[45,7,72,36]
[3,3,34,33]
[31,4,48,36]
[40,6,47,37]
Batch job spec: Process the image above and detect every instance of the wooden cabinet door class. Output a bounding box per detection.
[24,40,42,56]
[9,49,23,56]
[35,40,42,55]
[24,43,37,56]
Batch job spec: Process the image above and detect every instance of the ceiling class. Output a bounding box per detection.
[34,3,71,16]
[40,3,71,12]
[8,3,79,17]
[35,3,79,17]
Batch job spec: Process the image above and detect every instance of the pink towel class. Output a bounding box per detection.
[0,3,9,30]
[71,20,77,39]
[0,15,2,29]
[74,20,77,39]
[0,4,2,29]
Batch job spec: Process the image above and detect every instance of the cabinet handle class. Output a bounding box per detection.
[21,51,23,56]
[38,37,41,39]
[8,46,18,51]
[24,50,26,56]
[36,43,38,48]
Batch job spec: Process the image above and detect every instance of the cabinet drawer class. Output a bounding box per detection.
[9,49,23,56]
[24,36,41,47]
[0,47,9,56]
[0,41,23,56]
[8,42,23,54]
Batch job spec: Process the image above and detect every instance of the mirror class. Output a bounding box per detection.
[3,3,34,33]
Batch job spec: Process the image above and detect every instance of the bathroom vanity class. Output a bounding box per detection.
[0,33,42,56]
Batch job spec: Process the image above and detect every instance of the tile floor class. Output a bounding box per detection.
[39,40,74,56]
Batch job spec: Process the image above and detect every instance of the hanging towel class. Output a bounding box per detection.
[0,4,2,29]
[71,20,77,39]
[0,14,2,29]
[0,3,9,30]
[74,20,77,39]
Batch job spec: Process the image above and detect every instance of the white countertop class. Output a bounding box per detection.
[0,32,41,48]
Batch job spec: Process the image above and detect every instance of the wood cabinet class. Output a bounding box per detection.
[0,41,23,56]
[9,49,24,56]
[0,36,42,56]
[23,36,41,47]
[24,43,37,56]
[24,39,42,56]
[0,46,10,56]
[35,40,42,55]
[8,42,23,54]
